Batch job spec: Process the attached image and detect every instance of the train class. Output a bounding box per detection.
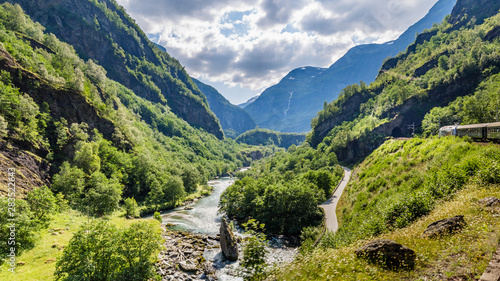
[439,122,500,141]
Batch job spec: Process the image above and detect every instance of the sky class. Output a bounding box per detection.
[116,0,440,105]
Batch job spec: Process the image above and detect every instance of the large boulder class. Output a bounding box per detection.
[220,218,238,261]
[355,239,416,269]
[422,215,466,238]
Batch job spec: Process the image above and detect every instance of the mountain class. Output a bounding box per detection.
[308,0,500,163]
[238,95,258,109]
[244,0,457,133]
[192,78,256,137]
[2,0,224,139]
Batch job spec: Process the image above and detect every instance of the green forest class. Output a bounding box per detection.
[0,3,269,279]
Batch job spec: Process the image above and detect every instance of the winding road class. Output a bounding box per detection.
[320,166,351,232]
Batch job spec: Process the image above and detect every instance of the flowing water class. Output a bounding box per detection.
[161,174,297,281]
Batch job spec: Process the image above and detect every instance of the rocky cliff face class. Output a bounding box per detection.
[3,0,224,139]
[448,0,500,25]
[193,79,256,136]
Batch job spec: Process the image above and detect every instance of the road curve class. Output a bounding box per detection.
[319,166,351,232]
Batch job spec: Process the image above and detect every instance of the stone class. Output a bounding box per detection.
[355,239,416,269]
[219,217,238,261]
[423,215,466,238]
[45,258,56,264]
[178,260,198,272]
[478,197,500,207]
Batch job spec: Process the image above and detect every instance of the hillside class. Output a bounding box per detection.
[244,0,456,133]
[235,128,306,149]
[269,137,500,280]
[0,2,275,273]
[309,0,500,163]
[193,78,256,137]
[2,0,224,139]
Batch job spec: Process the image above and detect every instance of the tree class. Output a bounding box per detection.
[124,197,139,218]
[55,220,162,281]
[25,185,57,222]
[82,172,123,217]
[74,141,101,175]
[52,162,86,204]
[181,165,201,193]
[239,220,268,281]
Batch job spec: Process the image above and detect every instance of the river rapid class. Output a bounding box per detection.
[160,175,297,280]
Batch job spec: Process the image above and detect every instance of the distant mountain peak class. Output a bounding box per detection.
[244,0,457,133]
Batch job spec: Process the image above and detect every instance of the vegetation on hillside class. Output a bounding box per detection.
[309,13,500,153]
[219,143,343,235]
[269,137,500,280]
[0,3,269,276]
[235,128,306,149]
[323,137,500,248]
[422,72,500,135]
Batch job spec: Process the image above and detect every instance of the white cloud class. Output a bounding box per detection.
[115,0,439,103]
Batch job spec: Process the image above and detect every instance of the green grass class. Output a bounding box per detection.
[0,209,160,280]
[269,137,500,280]
[269,183,500,280]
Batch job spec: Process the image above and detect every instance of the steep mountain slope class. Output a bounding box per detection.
[309,0,500,163]
[2,0,224,139]
[193,78,256,137]
[237,95,258,109]
[0,2,260,206]
[244,0,456,133]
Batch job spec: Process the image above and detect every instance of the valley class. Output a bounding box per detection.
[0,0,499,280]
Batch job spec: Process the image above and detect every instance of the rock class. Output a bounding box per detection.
[478,197,500,207]
[45,258,56,264]
[178,260,198,272]
[16,262,25,266]
[423,215,466,238]
[219,218,238,261]
[184,206,194,210]
[355,239,416,269]
[51,232,58,236]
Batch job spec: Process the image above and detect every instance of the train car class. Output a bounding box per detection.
[456,123,488,140]
[487,122,500,142]
[438,125,458,137]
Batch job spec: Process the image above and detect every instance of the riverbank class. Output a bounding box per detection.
[156,227,220,281]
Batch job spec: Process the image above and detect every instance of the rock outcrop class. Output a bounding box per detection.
[219,218,238,261]
[422,215,466,238]
[478,197,500,207]
[355,239,416,269]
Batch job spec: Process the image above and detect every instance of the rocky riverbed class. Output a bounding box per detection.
[156,226,243,281]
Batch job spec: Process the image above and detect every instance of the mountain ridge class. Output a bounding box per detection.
[193,78,256,137]
[244,0,457,133]
[2,0,225,139]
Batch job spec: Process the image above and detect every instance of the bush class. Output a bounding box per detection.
[153,212,162,223]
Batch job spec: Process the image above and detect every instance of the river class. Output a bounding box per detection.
[160,175,297,280]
